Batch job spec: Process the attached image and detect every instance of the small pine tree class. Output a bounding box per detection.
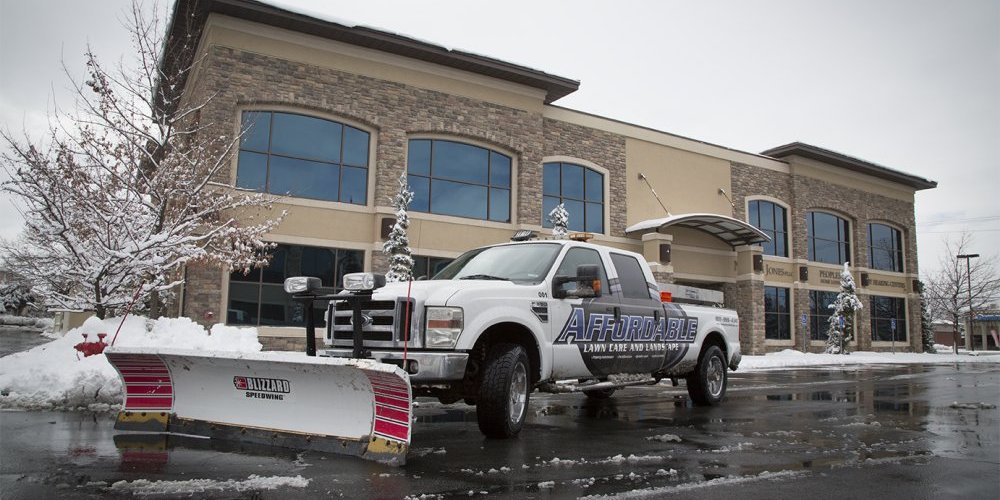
[383,173,414,283]
[918,281,935,353]
[549,203,569,239]
[825,262,863,354]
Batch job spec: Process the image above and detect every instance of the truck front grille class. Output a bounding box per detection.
[328,298,414,344]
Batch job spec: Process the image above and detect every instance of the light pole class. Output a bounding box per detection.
[958,253,979,351]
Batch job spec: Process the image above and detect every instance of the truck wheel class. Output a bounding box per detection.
[686,345,727,406]
[477,343,530,438]
[583,388,616,400]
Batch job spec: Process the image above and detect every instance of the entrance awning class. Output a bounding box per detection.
[625,213,771,248]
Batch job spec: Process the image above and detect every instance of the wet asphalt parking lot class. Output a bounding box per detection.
[1,359,997,499]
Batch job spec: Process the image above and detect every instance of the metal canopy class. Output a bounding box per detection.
[625,213,771,248]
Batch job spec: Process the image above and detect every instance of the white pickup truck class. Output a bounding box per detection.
[318,236,742,438]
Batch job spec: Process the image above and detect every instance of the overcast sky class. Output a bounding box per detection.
[1,0,997,277]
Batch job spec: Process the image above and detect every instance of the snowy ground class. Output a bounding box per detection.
[0,316,261,410]
[1,318,998,411]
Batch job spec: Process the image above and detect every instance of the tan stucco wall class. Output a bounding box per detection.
[625,138,735,228]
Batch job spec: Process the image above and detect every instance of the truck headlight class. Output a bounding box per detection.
[425,307,463,348]
[343,272,386,291]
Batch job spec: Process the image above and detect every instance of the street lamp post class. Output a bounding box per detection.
[957,253,980,352]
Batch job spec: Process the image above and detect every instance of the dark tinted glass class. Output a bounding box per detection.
[261,247,286,284]
[226,282,260,325]
[764,286,791,340]
[297,247,334,287]
[870,295,906,341]
[268,156,339,201]
[236,151,268,191]
[240,111,270,151]
[408,176,430,212]
[342,126,369,167]
[555,248,609,296]
[868,224,902,272]
[340,166,367,205]
[407,139,431,176]
[543,163,560,196]
[564,199,585,232]
[561,163,584,199]
[585,169,603,201]
[610,253,651,299]
[432,141,488,184]
[430,180,488,219]
[490,152,511,187]
[489,188,510,222]
[808,212,849,264]
[809,291,838,340]
[585,203,603,233]
[270,113,342,162]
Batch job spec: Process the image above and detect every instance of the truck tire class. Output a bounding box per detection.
[686,345,727,406]
[477,343,530,438]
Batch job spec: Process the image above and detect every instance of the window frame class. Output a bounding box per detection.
[764,286,791,340]
[808,290,839,341]
[542,160,607,234]
[867,222,904,273]
[870,295,907,342]
[406,138,513,223]
[806,211,851,265]
[226,243,364,327]
[747,198,790,258]
[236,110,372,205]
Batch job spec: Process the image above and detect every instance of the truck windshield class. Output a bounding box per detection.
[433,243,562,284]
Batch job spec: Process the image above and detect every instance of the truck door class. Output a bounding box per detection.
[548,246,615,379]
[607,252,672,374]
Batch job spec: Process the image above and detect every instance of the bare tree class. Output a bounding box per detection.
[0,2,283,319]
[924,233,1000,353]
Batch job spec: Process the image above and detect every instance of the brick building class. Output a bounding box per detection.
[167,0,935,354]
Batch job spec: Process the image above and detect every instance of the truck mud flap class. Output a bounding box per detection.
[106,347,412,465]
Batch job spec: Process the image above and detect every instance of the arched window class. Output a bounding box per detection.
[237,111,370,204]
[407,139,511,222]
[543,162,604,233]
[806,212,850,265]
[748,200,788,257]
[868,223,903,272]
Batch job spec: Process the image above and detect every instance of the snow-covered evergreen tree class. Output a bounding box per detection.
[0,2,283,318]
[825,262,863,354]
[549,203,569,239]
[382,173,414,283]
[918,281,935,353]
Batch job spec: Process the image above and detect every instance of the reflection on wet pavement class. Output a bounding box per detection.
[1,364,996,498]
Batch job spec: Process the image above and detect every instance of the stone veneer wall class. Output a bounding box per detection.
[182,45,550,327]
[731,162,921,352]
[542,118,628,237]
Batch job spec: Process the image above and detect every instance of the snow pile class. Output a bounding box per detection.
[0,316,260,410]
[0,315,53,329]
[740,349,1000,371]
[108,474,308,496]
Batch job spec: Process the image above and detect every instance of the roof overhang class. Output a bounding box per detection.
[626,213,771,248]
[159,0,580,114]
[761,142,937,190]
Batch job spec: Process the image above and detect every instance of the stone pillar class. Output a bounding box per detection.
[733,245,765,355]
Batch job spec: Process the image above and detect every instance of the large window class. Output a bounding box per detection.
[868,223,903,272]
[871,295,907,342]
[228,244,363,327]
[413,255,453,280]
[764,286,791,340]
[748,200,788,257]
[237,111,370,204]
[407,139,511,222]
[806,212,850,264]
[808,290,838,340]
[543,162,604,233]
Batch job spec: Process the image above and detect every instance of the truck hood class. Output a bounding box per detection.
[368,279,529,306]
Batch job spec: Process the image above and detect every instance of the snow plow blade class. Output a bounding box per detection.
[105,347,412,465]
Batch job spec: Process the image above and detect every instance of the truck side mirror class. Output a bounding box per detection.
[553,264,601,299]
